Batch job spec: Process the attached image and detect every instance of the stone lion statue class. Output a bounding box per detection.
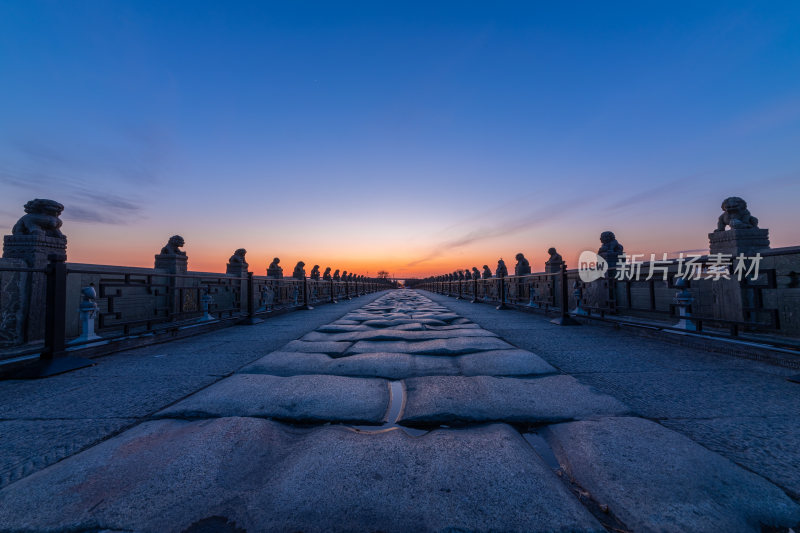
[161,235,186,256]
[496,258,508,278]
[514,253,531,276]
[292,261,306,279]
[482,265,492,279]
[598,231,623,268]
[229,248,247,264]
[310,265,320,280]
[547,247,562,263]
[598,231,623,255]
[472,267,480,280]
[333,269,340,281]
[323,267,332,280]
[12,199,65,238]
[716,197,759,231]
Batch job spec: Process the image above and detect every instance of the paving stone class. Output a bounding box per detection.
[282,340,352,355]
[0,419,604,532]
[388,322,426,330]
[155,374,389,424]
[0,419,136,489]
[661,415,800,500]
[362,318,447,327]
[410,312,461,322]
[239,351,459,379]
[301,328,497,342]
[424,323,481,330]
[575,369,800,418]
[545,417,800,533]
[399,375,629,426]
[315,324,373,333]
[458,349,558,376]
[348,336,515,356]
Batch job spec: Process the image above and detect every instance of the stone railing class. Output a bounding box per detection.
[0,200,392,374]
[413,197,800,346]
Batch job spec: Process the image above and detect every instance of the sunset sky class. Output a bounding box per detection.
[2,1,799,277]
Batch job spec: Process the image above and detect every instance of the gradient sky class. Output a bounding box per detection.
[2,1,799,277]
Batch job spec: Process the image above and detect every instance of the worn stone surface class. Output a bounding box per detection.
[282,339,352,355]
[546,417,800,532]
[2,288,798,532]
[422,289,800,503]
[0,419,604,533]
[661,416,800,500]
[400,375,629,426]
[348,336,514,355]
[240,348,556,380]
[0,418,136,489]
[301,328,496,342]
[155,374,389,423]
[0,292,389,490]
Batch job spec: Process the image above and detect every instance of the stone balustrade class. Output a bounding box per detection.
[0,200,392,365]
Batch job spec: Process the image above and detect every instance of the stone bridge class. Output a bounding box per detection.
[0,288,799,532]
[0,197,799,531]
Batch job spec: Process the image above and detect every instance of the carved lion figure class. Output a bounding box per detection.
[310,265,320,280]
[598,231,623,255]
[12,199,65,238]
[496,258,508,278]
[161,235,186,256]
[292,261,306,279]
[716,197,759,231]
[229,248,247,265]
[514,253,531,276]
[482,265,492,279]
[547,247,563,263]
[472,267,481,280]
[333,269,340,281]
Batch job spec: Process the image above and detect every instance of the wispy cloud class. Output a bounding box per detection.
[0,128,168,225]
[407,174,701,267]
[406,196,594,266]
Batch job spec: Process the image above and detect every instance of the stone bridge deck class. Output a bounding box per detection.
[0,290,798,532]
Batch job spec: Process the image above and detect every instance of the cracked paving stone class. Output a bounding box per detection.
[545,416,800,533]
[399,375,630,426]
[361,318,447,327]
[347,336,515,356]
[301,328,497,342]
[239,348,557,380]
[0,418,605,533]
[155,374,389,424]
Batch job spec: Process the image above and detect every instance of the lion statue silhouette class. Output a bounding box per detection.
[12,199,65,238]
[715,197,759,231]
[160,235,186,256]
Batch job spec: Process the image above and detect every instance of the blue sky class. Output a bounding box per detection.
[1,1,799,276]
